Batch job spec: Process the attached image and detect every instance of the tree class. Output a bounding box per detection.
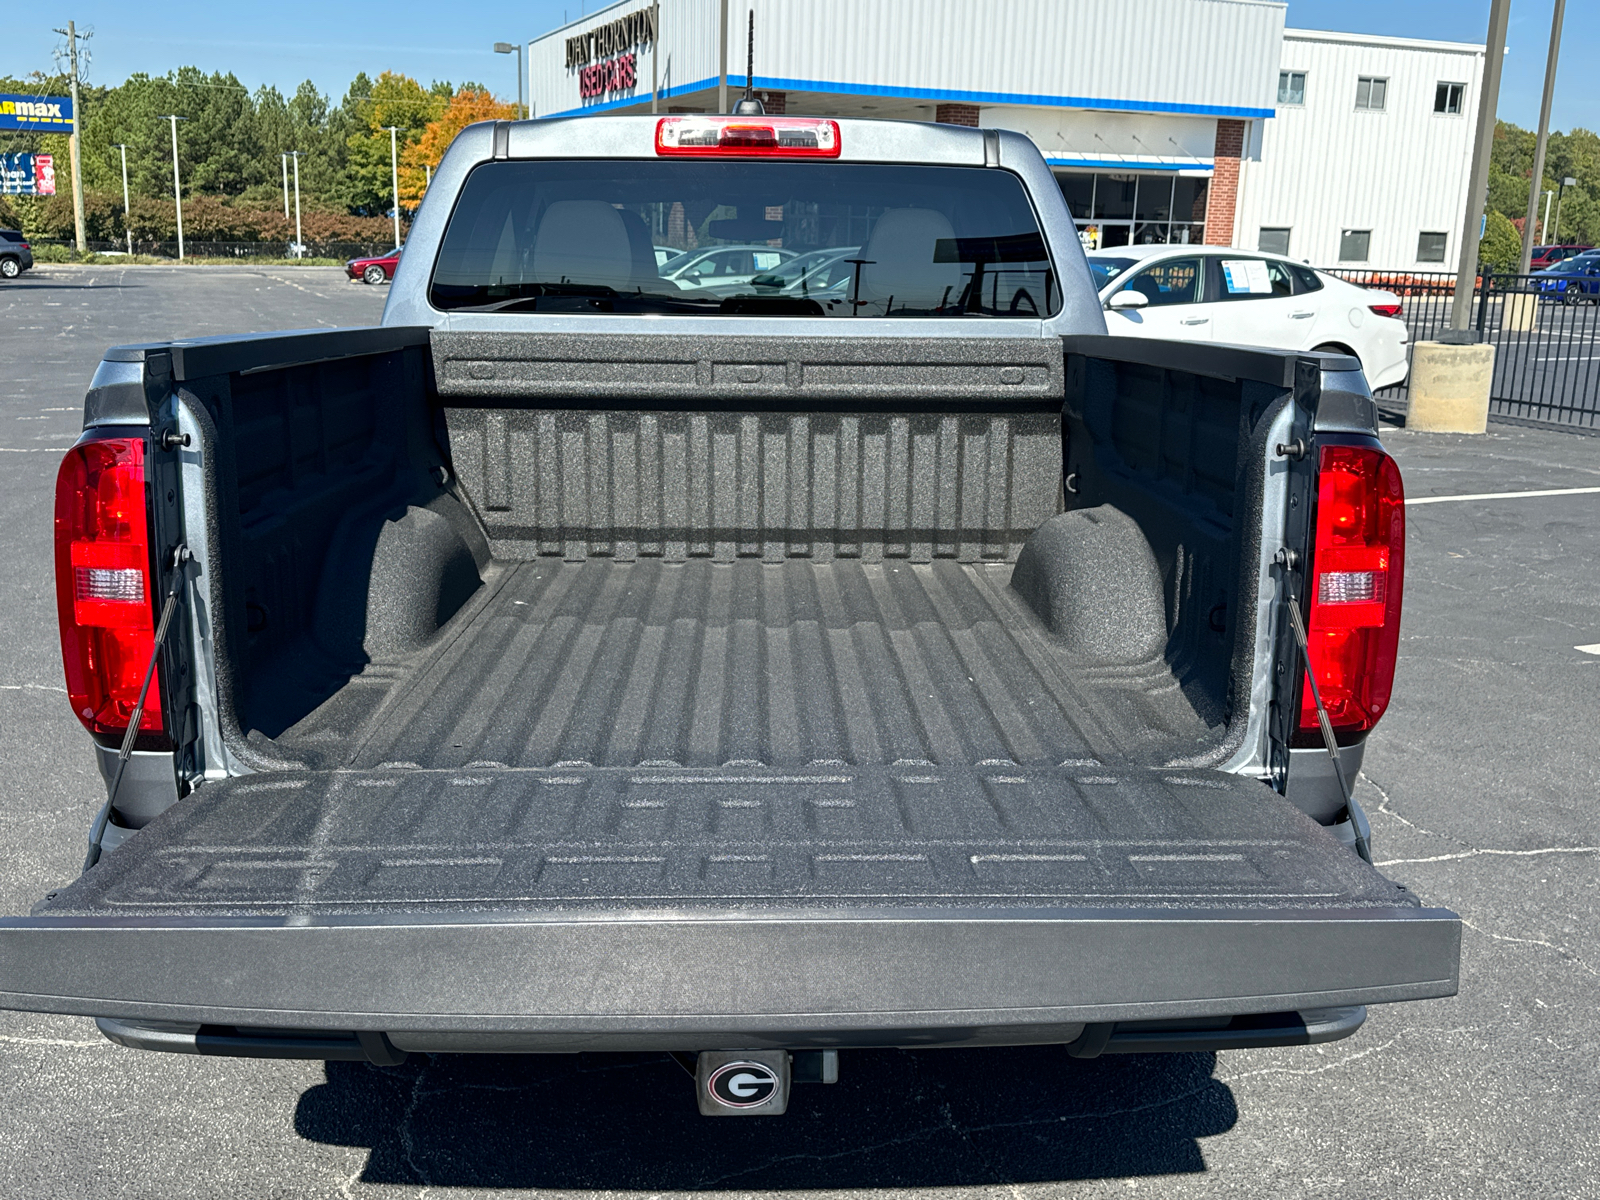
[400,87,517,205]
[340,72,447,216]
[1477,209,1522,274]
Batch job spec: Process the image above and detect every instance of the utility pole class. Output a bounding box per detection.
[383,126,402,250]
[112,143,131,254]
[281,152,290,220]
[289,151,303,259]
[1518,0,1565,274]
[718,0,729,114]
[54,21,89,254]
[1449,0,1512,334]
[160,114,188,261]
[650,0,659,114]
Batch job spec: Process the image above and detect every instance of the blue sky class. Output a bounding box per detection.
[4,1,1594,132]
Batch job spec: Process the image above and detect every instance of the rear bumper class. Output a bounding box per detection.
[0,906,1459,1043]
[95,1005,1368,1059]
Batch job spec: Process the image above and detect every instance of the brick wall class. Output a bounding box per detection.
[1203,119,1246,246]
[759,91,786,114]
[935,103,980,127]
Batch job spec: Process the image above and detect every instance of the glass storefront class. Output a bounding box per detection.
[1055,172,1209,252]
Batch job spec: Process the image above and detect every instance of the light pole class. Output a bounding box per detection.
[1541,190,1554,245]
[159,114,188,261]
[494,42,525,119]
[289,151,303,259]
[1554,176,1576,242]
[112,143,132,255]
[383,126,402,250]
[1448,0,1511,333]
[1518,0,1566,274]
[281,152,290,220]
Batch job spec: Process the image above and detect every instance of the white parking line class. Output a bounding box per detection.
[1577,644,1600,657]
[1408,486,1600,505]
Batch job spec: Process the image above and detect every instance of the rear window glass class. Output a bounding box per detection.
[0,231,23,243]
[429,160,1060,318]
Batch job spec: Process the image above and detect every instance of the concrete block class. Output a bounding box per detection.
[1407,341,1494,434]
[1502,291,1539,333]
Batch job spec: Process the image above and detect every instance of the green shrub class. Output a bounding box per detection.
[1477,209,1523,275]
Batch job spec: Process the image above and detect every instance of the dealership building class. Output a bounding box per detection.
[530,0,1485,271]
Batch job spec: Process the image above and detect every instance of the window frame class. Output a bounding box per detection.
[1433,82,1466,116]
[1258,227,1293,256]
[1416,231,1449,264]
[1355,76,1389,112]
[1278,70,1307,107]
[1339,229,1373,263]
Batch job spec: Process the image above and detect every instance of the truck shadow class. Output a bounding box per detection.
[294,1046,1237,1188]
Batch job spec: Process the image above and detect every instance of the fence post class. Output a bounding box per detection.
[1477,273,1490,338]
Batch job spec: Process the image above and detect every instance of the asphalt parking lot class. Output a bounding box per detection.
[0,265,1596,1198]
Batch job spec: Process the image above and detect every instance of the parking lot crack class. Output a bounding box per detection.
[1459,914,1600,978]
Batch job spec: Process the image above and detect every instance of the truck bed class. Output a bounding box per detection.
[269,556,1224,776]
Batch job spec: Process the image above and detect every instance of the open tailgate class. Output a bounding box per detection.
[0,765,1459,1036]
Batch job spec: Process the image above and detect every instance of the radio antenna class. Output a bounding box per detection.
[732,10,764,114]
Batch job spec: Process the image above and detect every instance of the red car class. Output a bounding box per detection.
[346,247,401,285]
[1530,244,1593,271]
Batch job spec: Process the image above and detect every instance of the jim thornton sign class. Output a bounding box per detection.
[0,95,74,132]
[566,7,656,101]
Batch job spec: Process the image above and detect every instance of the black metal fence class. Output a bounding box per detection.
[1325,268,1600,432]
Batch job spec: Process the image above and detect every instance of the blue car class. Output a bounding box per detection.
[1532,254,1600,304]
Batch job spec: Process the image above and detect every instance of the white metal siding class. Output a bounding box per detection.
[1238,31,1484,270]
[533,0,1285,120]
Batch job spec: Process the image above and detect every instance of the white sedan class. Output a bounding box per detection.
[1087,246,1409,390]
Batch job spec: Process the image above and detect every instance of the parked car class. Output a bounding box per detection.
[660,243,797,290]
[1089,245,1410,390]
[0,229,34,279]
[1530,244,1593,271]
[1531,255,1600,303]
[346,247,401,285]
[2,117,1457,1115]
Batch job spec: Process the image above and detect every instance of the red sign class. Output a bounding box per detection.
[579,52,636,100]
[34,154,55,195]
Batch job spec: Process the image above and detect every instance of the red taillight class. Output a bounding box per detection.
[1369,302,1403,318]
[1296,444,1404,744]
[54,436,164,739]
[656,116,841,158]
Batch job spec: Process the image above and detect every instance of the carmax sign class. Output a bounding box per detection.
[0,95,74,132]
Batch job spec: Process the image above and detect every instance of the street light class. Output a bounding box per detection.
[111,143,132,255]
[281,152,290,220]
[383,125,402,251]
[158,115,188,261]
[288,151,304,259]
[494,42,525,120]
[1554,176,1577,242]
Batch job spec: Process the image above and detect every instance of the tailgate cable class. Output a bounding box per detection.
[1276,548,1373,864]
[84,543,190,872]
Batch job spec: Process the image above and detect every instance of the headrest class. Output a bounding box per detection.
[859,208,963,314]
[530,201,634,291]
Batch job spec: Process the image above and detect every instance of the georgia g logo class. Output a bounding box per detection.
[706,1060,780,1108]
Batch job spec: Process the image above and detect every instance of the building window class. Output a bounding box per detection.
[1355,77,1388,111]
[1278,71,1306,106]
[1339,229,1372,262]
[1417,231,1448,263]
[1434,82,1466,115]
[1259,227,1292,256]
[1056,171,1209,251]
